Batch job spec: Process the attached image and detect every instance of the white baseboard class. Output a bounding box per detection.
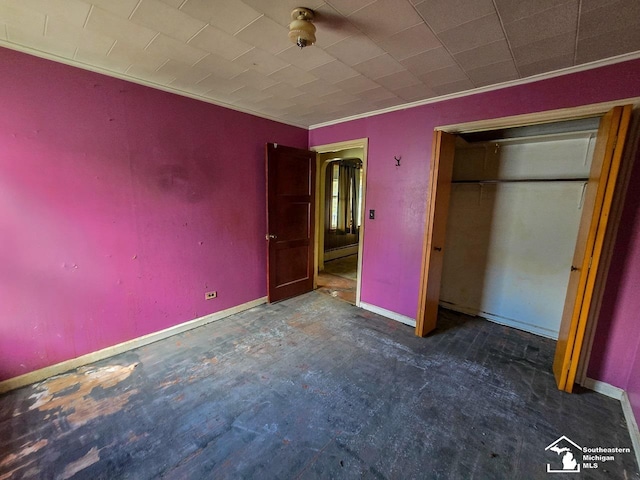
[583,377,624,399]
[584,378,640,469]
[621,390,640,472]
[0,297,267,394]
[360,302,416,327]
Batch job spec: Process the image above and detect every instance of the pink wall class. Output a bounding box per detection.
[588,144,640,421]
[0,47,307,381]
[310,59,640,420]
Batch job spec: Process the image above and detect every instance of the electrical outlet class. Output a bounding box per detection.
[205,291,217,300]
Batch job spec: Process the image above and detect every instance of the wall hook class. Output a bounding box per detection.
[394,155,401,166]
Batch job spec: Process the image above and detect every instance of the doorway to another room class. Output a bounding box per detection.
[312,139,368,306]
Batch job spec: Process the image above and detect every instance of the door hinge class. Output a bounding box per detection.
[588,256,593,270]
[612,136,618,150]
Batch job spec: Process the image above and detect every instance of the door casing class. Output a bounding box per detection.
[311,138,368,307]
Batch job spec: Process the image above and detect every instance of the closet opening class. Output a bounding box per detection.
[416,105,634,392]
[441,117,601,340]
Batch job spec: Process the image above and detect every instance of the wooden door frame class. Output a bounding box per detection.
[310,138,368,307]
[416,97,640,385]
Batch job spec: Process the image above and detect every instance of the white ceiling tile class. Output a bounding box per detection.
[0,3,47,37]
[326,34,386,66]
[169,77,215,96]
[518,53,574,77]
[195,74,240,94]
[234,48,290,75]
[292,94,326,108]
[431,78,474,95]
[318,90,360,106]
[309,59,359,83]
[235,15,292,55]
[108,42,169,71]
[352,53,405,79]
[86,7,158,49]
[512,32,575,67]
[375,70,421,91]
[467,59,519,86]
[356,86,396,101]
[577,23,640,64]
[11,0,91,27]
[126,63,176,84]
[88,0,140,18]
[147,33,209,65]
[188,25,253,61]
[130,0,206,43]
[268,65,318,87]
[438,13,505,54]
[503,2,579,48]
[254,96,296,111]
[581,0,619,13]
[297,79,341,96]
[394,83,436,101]
[379,23,441,61]
[241,0,326,27]
[46,16,115,56]
[494,0,576,24]
[156,59,211,84]
[323,0,375,16]
[231,69,278,91]
[7,25,75,57]
[277,45,335,70]
[414,0,496,33]
[226,86,272,103]
[454,40,512,71]
[400,46,456,75]
[179,0,261,36]
[348,0,423,41]
[578,0,640,41]
[334,74,380,94]
[193,53,247,79]
[312,3,360,47]
[418,64,468,87]
[75,48,131,73]
[262,82,305,99]
[371,96,403,109]
[158,0,183,7]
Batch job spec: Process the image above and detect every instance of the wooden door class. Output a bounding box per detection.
[415,131,457,336]
[553,105,632,392]
[266,143,316,303]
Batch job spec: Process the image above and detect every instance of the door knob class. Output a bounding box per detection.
[434,247,442,251]
[266,234,277,240]
[571,265,579,271]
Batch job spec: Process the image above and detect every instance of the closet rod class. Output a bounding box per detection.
[452,178,588,184]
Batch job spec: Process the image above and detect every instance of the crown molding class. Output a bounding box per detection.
[0,40,308,130]
[309,50,640,130]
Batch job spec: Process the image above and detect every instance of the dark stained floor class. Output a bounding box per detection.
[1,293,639,479]
[317,255,357,304]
